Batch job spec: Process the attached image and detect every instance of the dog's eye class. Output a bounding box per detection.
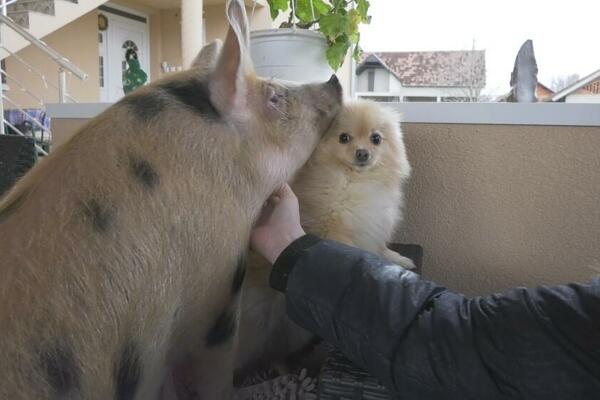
[339,133,351,144]
[371,133,382,145]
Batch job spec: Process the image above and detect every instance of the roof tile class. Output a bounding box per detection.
[359,51,486,87]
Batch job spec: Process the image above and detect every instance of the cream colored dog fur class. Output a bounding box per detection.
[237,100,413,376]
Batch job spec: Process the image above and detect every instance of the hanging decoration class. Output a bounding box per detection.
[98,13,108,31]
[122,43,148,95]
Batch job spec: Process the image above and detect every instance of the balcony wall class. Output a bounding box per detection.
[392,103,600,296]
[46,102,600,296]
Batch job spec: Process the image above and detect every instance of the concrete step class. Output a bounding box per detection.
[5,0,81,29]
[6,10,30,29]
[1,0,105,59]
[7,0,55,17]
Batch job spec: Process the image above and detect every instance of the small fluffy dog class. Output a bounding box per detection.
[293,100,413,267]
[237,100,413,377]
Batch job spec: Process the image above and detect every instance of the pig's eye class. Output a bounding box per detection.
[371,133,382,145]
[269,94,280,105]
[266,85,284,109]
[339,133,351,144]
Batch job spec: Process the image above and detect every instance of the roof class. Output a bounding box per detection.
[551,68,600,102]
[496,82,555,102]
[536,83,555,101]
[357,51,486,88]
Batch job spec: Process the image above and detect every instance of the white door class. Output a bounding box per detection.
[100,10,150,102]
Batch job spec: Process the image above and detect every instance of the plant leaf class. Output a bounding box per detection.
[314,0,331,15]
[356,0,370,22]
[347,8,361,35]
[296,0,331,22]
[264,0,372,70]
[326,35,351,70]
[332,0,347,12]
[268,0,289,20]
[319,13,349,41]
[352,44,362,61]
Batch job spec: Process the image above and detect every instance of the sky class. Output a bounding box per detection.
[359,0,600,96]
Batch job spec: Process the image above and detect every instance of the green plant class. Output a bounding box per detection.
[267,0,371,70]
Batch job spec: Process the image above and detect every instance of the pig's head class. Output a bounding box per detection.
[204,0,343,190]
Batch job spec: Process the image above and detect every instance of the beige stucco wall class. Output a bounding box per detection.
[50,116,600,298]
[396,123,600,296]
[148,8,183,80]
[203,4,229,43]
[205,4,272,42]
[5,10,100,108]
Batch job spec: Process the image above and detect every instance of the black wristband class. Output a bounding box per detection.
[270,234,321,292]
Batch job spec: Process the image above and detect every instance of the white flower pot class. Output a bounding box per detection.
[250,29,333,83]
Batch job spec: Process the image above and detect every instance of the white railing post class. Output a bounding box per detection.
[1,0,7,17]
[181,0,204,68]
[58,68,67,103]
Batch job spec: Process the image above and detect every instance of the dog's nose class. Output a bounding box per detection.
[355,149,369,162]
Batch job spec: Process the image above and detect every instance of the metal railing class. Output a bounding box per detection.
[0,0,88,154]
[1,0,18,16]
[1,45,79,103]
[0,12,88,98]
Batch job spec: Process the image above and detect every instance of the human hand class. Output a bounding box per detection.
[251,184,306,264]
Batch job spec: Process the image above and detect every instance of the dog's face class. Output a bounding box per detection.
[319,101,402,172]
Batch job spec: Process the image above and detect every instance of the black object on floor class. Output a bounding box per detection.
[320,349,392,400]
[0,135,38,197]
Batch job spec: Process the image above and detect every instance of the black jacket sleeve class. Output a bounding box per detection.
[270,235,600,400]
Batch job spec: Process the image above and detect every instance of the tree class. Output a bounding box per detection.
[550,74,580,92]
[442,40,486,102]
[454,49,486,102]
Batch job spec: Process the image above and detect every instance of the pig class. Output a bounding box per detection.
[0,0,342,398]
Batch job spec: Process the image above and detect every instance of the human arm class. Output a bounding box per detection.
[272,237,600,399]
[251,186,600,399]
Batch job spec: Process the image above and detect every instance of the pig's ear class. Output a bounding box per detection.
[209,0,254,118]
[191,39,222,70]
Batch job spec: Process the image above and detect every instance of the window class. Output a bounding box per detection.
[404,96,438,102]
[99,56,104,88]
[98,32,106,90]
[359,95,400,102]
[441,97,471,102]
[367,70,375,92]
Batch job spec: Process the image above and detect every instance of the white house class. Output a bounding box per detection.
[355,51,486,102]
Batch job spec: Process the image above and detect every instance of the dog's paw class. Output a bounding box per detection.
[383,249,416,270]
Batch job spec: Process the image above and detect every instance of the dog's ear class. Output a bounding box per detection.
[209,0,254,118]
[191,39,222,70]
